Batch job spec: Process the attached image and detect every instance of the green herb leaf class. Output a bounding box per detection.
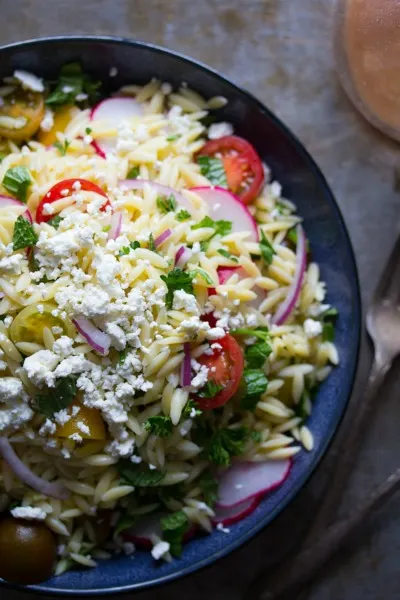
[46,62,101,106]
[241,368,268,411]
[197,155,228,188]
[197,379,223,399]
[117,460,164,487]
[259,230,275,265]
[192,216,232,238]
[148,233,157,252]
[320,307,338,342]
[189,267,214,285]
[156,194,177,214]
[181,399,202,420]
[48,215,63,229]
[245,340,272,369]
[198,470,219,508]
[208,427,249,467]
[296,387,311,422]
[217,248,239,263]
[251,430,262,442]
[118,348,128,365]
[3,166,31,202]
[166,134,180,142]
[158,483,185,506]
[85,127,92,135]
[161,268,194,309]
[119,240,140,256]
[54,139,70,156]
[114,514,137,538]
[36,376,77,417]
[144,415,173,438]
[12,215,38,251]
[176,209,191,222]
[161,510,189,557]
[127,165,140,179]
[287,227,310,252]
[232,326,270,342]
[102,225,111,232]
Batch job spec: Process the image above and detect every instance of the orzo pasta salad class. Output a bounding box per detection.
[0,65,339,583]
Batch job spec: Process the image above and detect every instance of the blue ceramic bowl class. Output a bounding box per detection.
[0,36,361,596]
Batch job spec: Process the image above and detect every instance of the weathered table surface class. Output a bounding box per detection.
[2,1,400,599]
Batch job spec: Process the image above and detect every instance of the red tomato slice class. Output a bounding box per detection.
[36,178,111,223]
[194,334,244,410]
[196,135,264,205]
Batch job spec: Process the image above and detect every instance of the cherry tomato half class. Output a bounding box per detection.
[195,135,264,204]
[35,178,111,223]
[194,334,244,410]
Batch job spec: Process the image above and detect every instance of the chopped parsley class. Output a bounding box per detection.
[166,134,180,142]
[259,230,275,265]
[192,216,232,238]
[12,216,38,251]
[321,307,339,342]
[3,166,31,202]
[160,510,189,557]
[196,155,228,188]
[85,127,92,135]
[197,380,223,399]
[189,267,214,285]
[36,376,77,418]
[46,62,101,106]
[102,224,111,232]
[217,248,239,263]
[144,415,173,438]
[156,194,177,214]
[161,268,194,309]
[119,241,140,256]
[48,215,63,229]
[241,368,268,411]
[232,326,270,342]
[208,427,250,467]
[251,430,262,443]
[198,470,219,508]
[54,139,70,156]
[176,209,191,222]
[127,165,140,179]
[118,460,164,487]
[182,399,202,419]
[148,233,157,252]
[118,348,129,365]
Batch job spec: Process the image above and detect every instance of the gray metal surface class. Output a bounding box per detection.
[2,1,400,598]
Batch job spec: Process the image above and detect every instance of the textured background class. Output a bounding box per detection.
[2,1,400,598]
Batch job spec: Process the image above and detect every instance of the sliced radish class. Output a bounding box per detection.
[216,459,291,509]
[208,266,266,309]
[212,496,260,526]
[122,512,196,549]
[90,97,144,157]
[119,179,194,213]
[190,186,259,242]
[108,212,122,240]
[0,194,33,223]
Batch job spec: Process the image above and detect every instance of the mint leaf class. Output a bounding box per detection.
[192,216,232,238]
[36,375,77,417]
[144,415,173,438]
[251,430,262,442]
[127,165,140,179]
[176,209,191,222]
[3,166,31,202]
[46,62,101,106]
[156,194,177,214]
[197,155,228,188]
[117,460,164,487]
[161,268,194,309]
[161,510,189,557]
[198,470,219,508]
[321,307,338,342]
[119,240,140,256]
[245,340,272,369]
[241,368,268,411]
[208,427,249,466]
[197,379,223,399]
[232,327,270,342]
[217,248,238,263]
[259,230,275,265]
[12,215,38,251]
[48,215,63,229]
[54,139,70,156]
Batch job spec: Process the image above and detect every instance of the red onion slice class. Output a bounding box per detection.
[0,437,69,500]
[0,194,33,223]
[154,229,172,248]
[73,315,111,355]
[108,212,122,240]
[216,459,291,509]
[271,224,307,325]
[175,245,193,268]
[119,179,194,212]
[180,342,192,387]
[212,496,260,526]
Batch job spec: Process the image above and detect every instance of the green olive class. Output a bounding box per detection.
[0,517,56,584]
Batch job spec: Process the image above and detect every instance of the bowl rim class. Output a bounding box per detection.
[0,34,362,596]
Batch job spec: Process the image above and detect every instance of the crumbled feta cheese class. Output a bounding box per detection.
[23,350,59,387]
[53,336,74,357]
[0,377,33,433]
[161,82,172,95]
[39,418,57,436]
[14,70,44,92]
[54,409,71,426]
[0,254,24,274]
[216,522,230,534]
[173,290,199,315]
[205,327,225,340]
[208,122,234,139]
[303,318,323,338]
[191,364,209,390]
[77,421,90,435]
[11,506,46,520]
[40,108,54,132]
[151,540,170,560]
[109,67,118,77]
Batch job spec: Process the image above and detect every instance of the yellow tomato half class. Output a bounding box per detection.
[9,302,76,346]
[37,105,78,146]
[56,402,106,441]
[0,89,44,141]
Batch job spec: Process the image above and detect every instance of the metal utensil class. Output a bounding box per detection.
[247,233,400,600]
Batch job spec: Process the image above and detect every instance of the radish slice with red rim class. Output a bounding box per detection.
[90,97,144,157]
[216,459,291,509]
[190,186,259,242]
[212,496,260,526]
[119,179,195,213]
[0,194,33,223]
